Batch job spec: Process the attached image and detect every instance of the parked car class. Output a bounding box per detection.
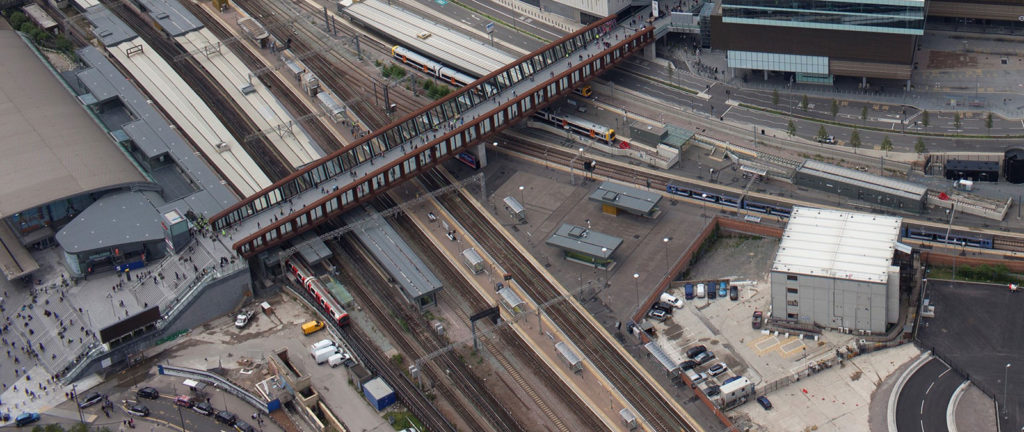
[693,350,716,365]
[708,362,728,376]
[660,293,684,309]
[127,404,150,417]
[136,387,159,400]
[757,396,773,410]
[193,401,215,416]
[648,308,668,321]
[704,385,721,397]
[683,283,695,300]
[235,310,255,328]
[752,310,763,329]
[685,345,707,359]
[234,420,256,432]
[696,283,706,298]
[729,285,739,301]
[717,282,728,298]
[652,301,675,313]
[215,410,238,426]
[78,392,104,408]
[15,413,40,427]
[174,395,194,408]
[707,285,717,299]
[679,360,697,371]
[817,135,836,145]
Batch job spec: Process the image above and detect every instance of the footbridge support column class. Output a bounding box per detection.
[475,142,489,168]
[643,42,655,61]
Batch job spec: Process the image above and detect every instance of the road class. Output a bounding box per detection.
[895,357,965,432]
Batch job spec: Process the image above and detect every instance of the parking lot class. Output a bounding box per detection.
[646,235,922,430]
[917,279,1024,431]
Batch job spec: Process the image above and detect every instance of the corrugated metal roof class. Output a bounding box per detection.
[588,181,662,214]
[800,160,927,197]
[136,0,203,36]
[555,341,581,367]
[351,207,442,299]
[644,341,678,372]
[772,207,901,283]
[545,224,622,258]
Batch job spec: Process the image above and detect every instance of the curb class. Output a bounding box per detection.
[947,380,971,432]
[888,351,934,432]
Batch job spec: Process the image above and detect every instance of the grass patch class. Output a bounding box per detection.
[927,264,1023,285]
[388,409,425,431]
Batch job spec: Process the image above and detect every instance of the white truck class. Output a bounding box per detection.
[312,346,338,364]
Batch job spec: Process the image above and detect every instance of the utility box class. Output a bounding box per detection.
[362,377,395,411]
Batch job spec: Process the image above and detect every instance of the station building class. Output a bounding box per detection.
[794,160,928,213]
[770,207,902,334]
[711,0,925,85]
[588,181,662,218]
[545,223,622,268]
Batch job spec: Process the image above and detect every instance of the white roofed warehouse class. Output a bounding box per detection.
[770,207,903,334]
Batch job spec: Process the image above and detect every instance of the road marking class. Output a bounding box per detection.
[938,367,951,379]
[920,399,925,415]
[925,381,935,395]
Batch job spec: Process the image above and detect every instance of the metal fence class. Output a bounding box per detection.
[159,365,273,414]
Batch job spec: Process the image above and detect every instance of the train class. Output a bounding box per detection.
[664,182,1012,251]
[533,109,616,144]
[902,226,994,249]
[574,85,592,97]
[286,259,350,327]
[392,45,478,88]
[665,182,792,218]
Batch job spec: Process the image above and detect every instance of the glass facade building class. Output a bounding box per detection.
[721,0,925,35]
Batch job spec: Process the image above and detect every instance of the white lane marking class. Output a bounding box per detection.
[925,381,935,395]
[920,399,926,415]
[938,367,951,379]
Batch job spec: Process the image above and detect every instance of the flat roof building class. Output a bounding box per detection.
[770,207,902,334]
[588,181,662,218]
[794,160,927,213]
[712,0,925,84]
[546,223,622,268]
[351,208,442,309]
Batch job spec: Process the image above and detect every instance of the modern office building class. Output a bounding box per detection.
[770,207,902,334]
[927,0,1024,28]
[712,0,926,84]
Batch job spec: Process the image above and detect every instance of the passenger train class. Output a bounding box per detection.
[392,45,478,88]
[286,259,350,327]
[665,181,1008,251]
[533,110,616,144]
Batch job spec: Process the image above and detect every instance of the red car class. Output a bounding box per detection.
[752,311,763,329]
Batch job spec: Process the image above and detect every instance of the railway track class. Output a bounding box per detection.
[180,0,346,153]
[100,0,292,181]
[418,168,697,432]
[236,0,421,131]
[284,281,453,431]
[325,223,522,432]
[378,191,609,432]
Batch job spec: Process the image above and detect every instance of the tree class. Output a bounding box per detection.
[881,136,894,153]
[9,12,28,29]
[953,112,962,130]
[800,95,809,111]
[850,129,862,150]
[985,112,993,134]
[921,110,930,128]
[787,120,797,136]
[915,137,926,154]
[861,106,868,123]
[817,125,828,141]
[830,99,839,118]
[772,89,779,106]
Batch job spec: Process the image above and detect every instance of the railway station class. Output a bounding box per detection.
[588,180,662,218]
[545,223,622,268]
[794,160,928,213]
[350,208,442,309]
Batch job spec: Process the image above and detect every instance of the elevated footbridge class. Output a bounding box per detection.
[211,14,655,258]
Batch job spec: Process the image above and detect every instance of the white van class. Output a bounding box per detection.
[660,293,684,309]
[313,346,338,364]
[310,339,335,355]
[696,283,706,298]
[327,353,348,367]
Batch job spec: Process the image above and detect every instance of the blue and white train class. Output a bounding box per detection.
[665,182,792,218]
[392,45,478,87]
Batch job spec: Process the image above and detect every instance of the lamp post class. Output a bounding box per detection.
[519,185,525,208]
[701,193,708,219]
[72,383,84,424]
[663,237,671,275]
[633,273,640,314]
[177,404,187,432]
[1004,363,1011,418]
[601,247,609,287]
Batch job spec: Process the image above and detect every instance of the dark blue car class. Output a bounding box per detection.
[15,412,40,427]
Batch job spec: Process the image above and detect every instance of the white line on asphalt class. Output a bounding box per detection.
[925,381,935,395]
[921,419,925,432]
[920,400,925,415]
[938,367,951,379]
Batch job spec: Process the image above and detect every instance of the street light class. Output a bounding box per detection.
[519,185,525,208]
[1004,363,1011,418]
[601,247,609,287]
[663,237,670,274]
[633,273,640,314]
[701,193,708,218]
